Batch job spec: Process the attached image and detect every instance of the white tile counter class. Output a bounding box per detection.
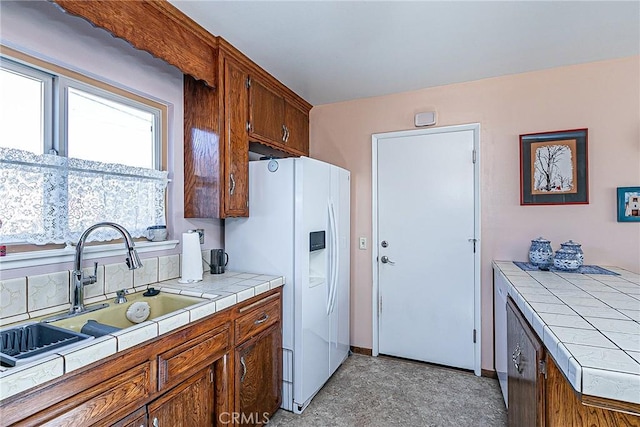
[0,271,283,401]
[493,261,640,404]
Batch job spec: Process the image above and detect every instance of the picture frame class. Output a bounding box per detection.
[617,187,640,222]
[519,128,589,205]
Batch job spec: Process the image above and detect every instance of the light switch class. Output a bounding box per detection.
[359,237,367,250]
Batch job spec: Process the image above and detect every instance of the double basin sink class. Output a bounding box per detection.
[0,290,207,367]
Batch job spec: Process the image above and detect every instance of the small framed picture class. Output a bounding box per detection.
[519,128,589,205]
[617,187,640,222]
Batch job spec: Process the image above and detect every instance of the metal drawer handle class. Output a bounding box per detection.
[254,313,269,325]
[230,173,236,196]
[153,417,159,427]
[512,344,523,373]
[240,356,247,382]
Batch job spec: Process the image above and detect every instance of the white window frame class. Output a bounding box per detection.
[1,58,55,154]
[0,52,175,264]
[57,77,162,169]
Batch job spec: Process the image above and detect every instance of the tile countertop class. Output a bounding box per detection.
[493,261,640,404]
[0,271,284,402]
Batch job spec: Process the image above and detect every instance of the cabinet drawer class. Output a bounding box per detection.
[35,362,152,427]
[236,296,281,344]
[158,326,230,391]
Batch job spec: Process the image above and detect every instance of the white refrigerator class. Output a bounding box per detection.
[225,156,350,414]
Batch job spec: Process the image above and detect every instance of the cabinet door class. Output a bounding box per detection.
[184,74,221,219]
[224,58,249,217]
[248,77,285,145]
[148,366,215,427]
[235,323,282,426]
[283,100,309,155]
[507,297,545,427]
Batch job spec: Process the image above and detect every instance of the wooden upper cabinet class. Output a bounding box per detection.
[249,77,286,145]
[183,75,222,219]
[223,57,250,217]
[284,100,310,155]
[248,75,310,157]
[53,2,310,218]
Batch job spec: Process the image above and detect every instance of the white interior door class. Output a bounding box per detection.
[374,125,478,371]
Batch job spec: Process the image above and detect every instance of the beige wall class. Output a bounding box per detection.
[309,56,640,370]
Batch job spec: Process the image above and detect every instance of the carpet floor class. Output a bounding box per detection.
[267,353,507,427]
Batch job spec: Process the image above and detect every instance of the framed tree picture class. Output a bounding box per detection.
[519,128,589,205]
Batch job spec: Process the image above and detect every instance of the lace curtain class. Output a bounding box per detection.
[0,147,168,244]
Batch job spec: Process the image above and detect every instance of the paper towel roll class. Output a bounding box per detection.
[179,231,203,283]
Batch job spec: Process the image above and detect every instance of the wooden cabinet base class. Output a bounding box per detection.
[0,289,283,427]
[506,296,640,426]
[545,355,640,426]
[507,297,545,427]
[149,367,215,427]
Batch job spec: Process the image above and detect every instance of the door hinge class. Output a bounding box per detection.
[539,359,547,379]
[210,368,214,383]
[473,329,477,343]
[246,76,251,88]
[246,121,251,132]
[472,149,477,164]
[468,238,477,253]
[379,295,382,315]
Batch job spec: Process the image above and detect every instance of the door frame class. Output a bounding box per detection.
[371,123,482,376]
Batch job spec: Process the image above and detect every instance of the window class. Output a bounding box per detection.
[0,55,168,245]
[66,85,158,168]
[0,60,52,154]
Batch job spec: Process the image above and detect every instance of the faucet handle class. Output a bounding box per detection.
[114,289,128,304]
[81,262,98,286]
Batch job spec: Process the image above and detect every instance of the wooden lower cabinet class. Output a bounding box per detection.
[506,296,640,426]
[0,289,283,427]
[112,367,215,427]
[545,355,640,427]
[507,297,545,427]
[148,366,215,427]
[233,292,283,426]
[235,325,282,426]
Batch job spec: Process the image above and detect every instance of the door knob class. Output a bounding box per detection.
[380,256,395,265]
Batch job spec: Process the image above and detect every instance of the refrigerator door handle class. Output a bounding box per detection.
[327,200,339,315]
[331,203,339,314]
[327,201,334,314]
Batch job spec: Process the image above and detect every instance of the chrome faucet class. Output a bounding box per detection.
[70,222,142,314]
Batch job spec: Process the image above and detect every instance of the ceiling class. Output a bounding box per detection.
[169,1,640,106]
